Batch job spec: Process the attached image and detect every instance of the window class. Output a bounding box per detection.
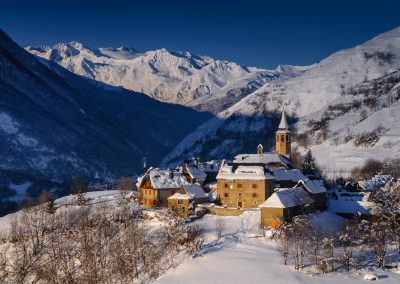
[224,183,228,188]
[281,135,284,142]
[238,193,242,197]
[153,200,156,205]
[178,200,183,204]
[237,183,242,189]
[286,134,290,142]
[144,199,147,205]
[252,192,258,198]
[182,207,185,213]
[252,184,258,189]
[224,193,229,198]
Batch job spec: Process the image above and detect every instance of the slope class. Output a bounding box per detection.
[161,27,400,172]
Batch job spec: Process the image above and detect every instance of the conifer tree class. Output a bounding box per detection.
[46,192,56,214]
[301,149,321,177]
[76,190,87,206]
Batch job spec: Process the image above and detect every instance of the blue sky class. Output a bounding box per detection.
[1,0,399,68]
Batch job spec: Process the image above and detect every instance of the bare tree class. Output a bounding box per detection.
[215,216,226,239]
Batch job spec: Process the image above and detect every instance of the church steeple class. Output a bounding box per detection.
[276,109,292,158]
[278,109,289,130]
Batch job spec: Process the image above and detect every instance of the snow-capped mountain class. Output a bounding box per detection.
[26,43,307,113]
[0,29,211,183]
[161,27,400,173]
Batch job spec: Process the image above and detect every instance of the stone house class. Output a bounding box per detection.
[138,168,188,208]
[216,164,276,208]
[259,188,313,228]
[167,183,208,218]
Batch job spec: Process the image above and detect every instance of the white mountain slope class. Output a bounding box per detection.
[26,43,308,113]
[161,27,400,173]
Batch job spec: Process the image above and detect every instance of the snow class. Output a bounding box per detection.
[156,211,400,284]
[296,179,327,194]
[271,168,307,182]
[259,188,313,208]
[364,273,378,281]
[161,27,400,173]
[168,193,191,200]
[233,153,290,166]
[26,43,301,112]
[0,113,19,134]
[358,175,392,191]
[149,168,188,189]
[329,191,374,215]
[8,182,33,201]
[185,163,207,182]
[216,165,269,180]
[182,183,206,199]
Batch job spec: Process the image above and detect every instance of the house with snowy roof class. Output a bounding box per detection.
[295,179,327,210]
[357,174,392,192]
[181,158,221,187]
[167,183,208,217]
[216,164,275,208]
[259,188,313,228]
[138,168,188,208]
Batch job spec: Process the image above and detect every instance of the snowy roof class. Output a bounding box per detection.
[329,192,374,215]
[149,168,188,190]
[185,163,207,181]
[168,193,191,200]
[233,153,290,166]
[182,183,206,199]
[203,160,220,172]
[296,179,327,194]
[217,165,275,180]
[358,174,392,191]
[278,110,288,130]
[259,188,313,208]
[271,168,306,182]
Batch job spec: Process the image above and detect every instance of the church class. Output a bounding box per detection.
[216,110,295,208]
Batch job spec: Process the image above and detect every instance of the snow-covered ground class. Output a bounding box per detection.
[157,211,400,284]
[161,27,400,172]
[0,191,399,283]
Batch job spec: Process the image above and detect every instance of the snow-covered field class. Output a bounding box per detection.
[157,211,400,284]
[0,191,399,283]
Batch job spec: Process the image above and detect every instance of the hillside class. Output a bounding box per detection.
[161,27,400,173]
[26,43,308,113]
[0,29,211,195]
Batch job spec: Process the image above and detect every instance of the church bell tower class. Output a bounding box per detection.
[276,110,291,158]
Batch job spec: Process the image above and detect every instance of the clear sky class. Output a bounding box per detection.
[1,0,399,69]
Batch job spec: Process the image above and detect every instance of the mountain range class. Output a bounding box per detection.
[1,26,400,196]
[0,29,211,187]
[26,42,308,113]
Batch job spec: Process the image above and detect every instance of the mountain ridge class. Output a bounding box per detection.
[26,42,309,113]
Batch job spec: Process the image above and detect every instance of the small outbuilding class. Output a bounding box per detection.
[167,183,207,218]
[259,188,313,228]
[295,179,327,210]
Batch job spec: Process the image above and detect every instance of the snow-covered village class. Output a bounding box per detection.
[1,1,400,283]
